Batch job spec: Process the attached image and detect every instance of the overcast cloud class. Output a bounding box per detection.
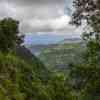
[0,0,81,36]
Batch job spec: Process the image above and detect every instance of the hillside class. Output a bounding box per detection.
[28,44,60,56]
[15,46,50,82]
[27,38,82,56]
[60,37,81,44]
[39,42,85,72]
[0,52,44,100]
[0,51,72,100]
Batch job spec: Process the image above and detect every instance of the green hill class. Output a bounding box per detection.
[39,42,86,72]
[0,52,72,100]
[0,46,51,100]
[0,52,42,100]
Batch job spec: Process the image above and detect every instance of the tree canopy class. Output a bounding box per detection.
[0,18,24,53]
[70,0,100,99]
[71,0,100,41]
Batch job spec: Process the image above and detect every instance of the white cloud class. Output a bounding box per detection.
[0,0,81,37]
[20,15,77,34]
[51,15,70,30]
[0,1,17,18]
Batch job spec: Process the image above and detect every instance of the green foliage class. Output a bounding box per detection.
[0,17,73,100]
[47,73,72,100]
[70,0,100,99]
[39,43,85,72]
[68,41,100,100]
[0,18,24,53]
[0,52,38,100]
[0,52,73,100]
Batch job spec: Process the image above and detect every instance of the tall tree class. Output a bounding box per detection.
[70,0,100,99]
[0,18,24,53]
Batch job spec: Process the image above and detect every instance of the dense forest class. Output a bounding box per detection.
[0,0,100,100]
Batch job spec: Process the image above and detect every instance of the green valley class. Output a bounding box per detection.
[39,42,85,72]
[0,0,100,99]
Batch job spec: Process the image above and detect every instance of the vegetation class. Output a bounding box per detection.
[69,0,100,99]
[0,18,24,53]
[0,18,72,100]
[0,0,100,99]
[0,52,73,100]
[39,0,100,99]
[39,42,85,72]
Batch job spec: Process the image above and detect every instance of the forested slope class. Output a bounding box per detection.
[39,42,85,72]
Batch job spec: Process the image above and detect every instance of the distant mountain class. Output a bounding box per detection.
[24,34,65,45]
[27,38,82,55]
[60,38,81,44]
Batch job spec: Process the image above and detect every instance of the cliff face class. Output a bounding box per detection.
[16,45,50,82]
[16,46,35,63]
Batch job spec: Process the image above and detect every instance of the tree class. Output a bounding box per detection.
[47,73,72,100]
[70,0,100,99]
[71,0,100,41]
[0,18,24,53]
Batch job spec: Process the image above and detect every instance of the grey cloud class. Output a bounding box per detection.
[9,0,63,6]
[20,20,53,33]
[19,15,76,34]
[0,0,77,35]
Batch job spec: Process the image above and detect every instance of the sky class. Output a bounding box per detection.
[0,0,83,44]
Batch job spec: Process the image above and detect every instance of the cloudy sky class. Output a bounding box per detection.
[0,0,82,41]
